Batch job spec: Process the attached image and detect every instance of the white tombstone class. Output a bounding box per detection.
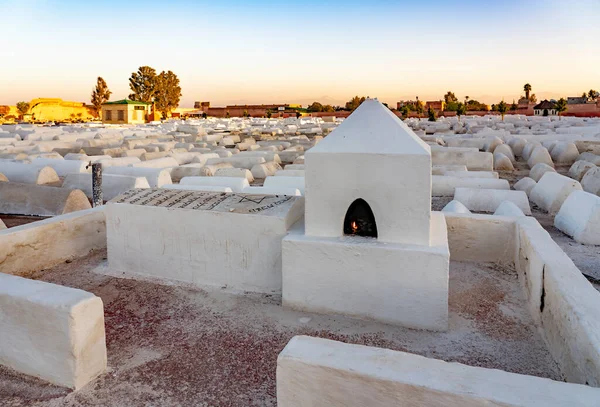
[529,172,583,214]
[555,191,600,245]
[282,99,449,331]
[494,200,526,217]
[453,188,531,215]
[514,177,537,196]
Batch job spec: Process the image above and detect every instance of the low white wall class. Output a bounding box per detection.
[0,207,106,276]
[277,336,599,407]
[515,217,600,386]
[444,213,517,264]
[0,273,106,389]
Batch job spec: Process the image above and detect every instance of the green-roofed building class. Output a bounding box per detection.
[101,99,152,124]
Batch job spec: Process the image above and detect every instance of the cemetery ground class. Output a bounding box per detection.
[1,249,561,407]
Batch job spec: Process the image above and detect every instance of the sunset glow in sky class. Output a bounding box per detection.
[1,0,599,107]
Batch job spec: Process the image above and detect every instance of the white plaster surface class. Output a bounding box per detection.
[264,176,305,194]
[514,177,537,196]
[453,187,531,215]
[494,200,526,217]
[442,199,471,214]
[527,146,554,169]
[0,273,106,389]
[62,173,150,201]
[32,158,91,177]
[0,207,106,276]
[529,163,556,182]
[0,182,91,216]
[432,164,467,175]
[442,170,498,179]
[276,335,600,407]
[432,176,509,196]
[282,213,449,330]
[242,186,302,196]
[529,172,582,214]
[0,162,59,184]
[161,184,233,193]
[180,176,249,192]
[515,217,600,386]
[581,166,600,195]
[555,190,600,245]
[107,189,304,293]
[431,149,493,171]
[103,166,172,187]
[443,213,516,264]
[305,99,431,245]
[569,161,596,182]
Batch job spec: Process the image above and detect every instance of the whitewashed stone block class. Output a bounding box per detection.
[454,187,531,215]
[530,172,582,214]
[277,336,600,407]
[529,163,556,182]
[514,177,537,196]
[555,191,600,245]
[0,273,106,389]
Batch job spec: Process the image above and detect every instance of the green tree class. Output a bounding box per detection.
[510,100,518,111]
[400,105,410,119]
[322,104,335,112]
[153,70,182,119]
[456,102,466,121]
[529,93,537,103]
[345,96,366,111]
[524,83,532,100]
[555,97,567,119]
[588,89,599,99]
[445,101,459,111]
[444,91,458,104]
[243,110,249,118]
[129,66,157,102]
[266,109,272,118]
[16,101,30,119]
[582,92,588,98]
[497,100,508,121]
[427,106,436,122]
[90,77,112,119]
[415,100,424,117]
[307,102,324,112]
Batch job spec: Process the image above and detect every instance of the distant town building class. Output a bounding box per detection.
[424,100,445,113]
[0,98,95,122]
[101,99,152,124]
[568,97,589,105]
[533,100,557,116]
[187,102,302,118]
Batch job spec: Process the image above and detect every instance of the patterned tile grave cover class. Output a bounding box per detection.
[111,188,299,216]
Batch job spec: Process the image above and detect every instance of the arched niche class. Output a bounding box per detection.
[343,198,378,238]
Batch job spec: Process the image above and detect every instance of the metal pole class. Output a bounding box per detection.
[91,162,103,207]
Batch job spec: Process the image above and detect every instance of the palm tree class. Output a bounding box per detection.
[555,98,567,120]
[524,83,532,101]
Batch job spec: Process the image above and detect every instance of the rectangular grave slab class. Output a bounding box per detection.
[106,188,304,293]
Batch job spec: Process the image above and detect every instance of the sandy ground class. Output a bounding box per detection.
[0,215,48,228]
[0,249,561,407]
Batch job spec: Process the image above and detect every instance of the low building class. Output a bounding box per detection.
[425,100,445,113]
[568,97,588,105]
[533,100,557,116]
[2,98,95,123]
[101,99,152,124]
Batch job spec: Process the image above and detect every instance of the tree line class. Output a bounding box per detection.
[90,66,182,119]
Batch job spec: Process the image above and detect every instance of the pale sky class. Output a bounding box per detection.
[1,0,599,107]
